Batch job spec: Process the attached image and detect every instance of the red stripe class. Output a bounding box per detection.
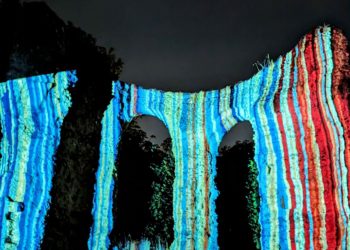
[296,34,321,249]
[310,29,337,249]
[303,32,328,249]
[273,56,296,250]
[288,48,311,249]
[332,28,350,245]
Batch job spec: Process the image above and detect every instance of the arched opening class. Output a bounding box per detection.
[109,115,175,249]
[215,121,260,249]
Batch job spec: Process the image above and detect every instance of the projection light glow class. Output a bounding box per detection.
[89,26,350,250]
[0,26,349,250]
[0,71,77,249]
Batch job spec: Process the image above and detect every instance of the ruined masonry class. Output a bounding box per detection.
[0,26,350,249]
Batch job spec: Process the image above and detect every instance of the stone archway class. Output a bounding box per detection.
[88,27,350,249]
[0,26,349,250]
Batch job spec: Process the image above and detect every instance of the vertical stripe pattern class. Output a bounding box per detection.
[0,71,76,249]
[0,26,349,250]
[89,26,350,249]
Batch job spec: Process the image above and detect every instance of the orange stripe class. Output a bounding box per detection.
[332,28,350,246]
[275,55,297,250]
[288,48,311,249]
[202,92,209,249]
[296,34,322,249]
[312,30,338,248]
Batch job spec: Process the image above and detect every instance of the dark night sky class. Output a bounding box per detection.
[40,0,350,145]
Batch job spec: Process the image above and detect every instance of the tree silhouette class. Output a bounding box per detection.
[0,1,123,249]
[147,137,175,245]
[216,140,261,250]
[0,2,261,249]
[110,119,175,249]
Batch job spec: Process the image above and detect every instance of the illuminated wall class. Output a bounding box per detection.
[0,26,349,249]
[89,26,350,249]
[0,71,77,249]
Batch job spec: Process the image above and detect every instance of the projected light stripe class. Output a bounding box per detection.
[232,27,350,249]
[0,71,76,249]
[0,26,348,250]
[89,26,350,250]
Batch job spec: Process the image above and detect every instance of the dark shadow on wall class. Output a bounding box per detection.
[109,116,175,249]
[0,1,122,249]
[215,122,260,250]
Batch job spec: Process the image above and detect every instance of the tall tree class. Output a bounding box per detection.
[0,1,123,249]
[110,120,175,249]
[216,140,261,250]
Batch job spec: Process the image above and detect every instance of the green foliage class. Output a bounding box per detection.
[216,140,261,249]
[146,138,175,246]
[111,119,174,249]
[246,160,261,250]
